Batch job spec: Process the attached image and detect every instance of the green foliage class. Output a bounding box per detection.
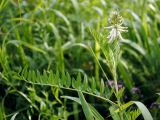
[62,95,104,120]
[78,91,94,120]
[133,101,153,120]
[0,0,159,119]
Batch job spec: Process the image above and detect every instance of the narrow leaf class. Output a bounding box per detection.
[78,91,94,120]
[132,101,153,120]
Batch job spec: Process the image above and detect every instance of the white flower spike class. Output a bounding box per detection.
[105,11,128,43]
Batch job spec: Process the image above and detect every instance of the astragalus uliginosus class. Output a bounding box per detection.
[105,11,128,43]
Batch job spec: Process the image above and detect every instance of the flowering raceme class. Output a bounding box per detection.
[105,11,128,43]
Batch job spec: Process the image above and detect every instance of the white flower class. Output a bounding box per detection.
[105,11,128,43]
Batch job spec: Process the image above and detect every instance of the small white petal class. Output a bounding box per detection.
[104,26,113,29]
[118,31,123,40]
[118,26,127,28]
[118,28,128,32]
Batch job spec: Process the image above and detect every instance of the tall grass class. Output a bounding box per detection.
[0,0,160,119]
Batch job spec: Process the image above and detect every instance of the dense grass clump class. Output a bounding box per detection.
[0,0,160,120]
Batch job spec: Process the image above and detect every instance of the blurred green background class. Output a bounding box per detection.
[0,0,160,119]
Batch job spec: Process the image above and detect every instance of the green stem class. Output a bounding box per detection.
[22,79,117,106]
[95,41,100,81]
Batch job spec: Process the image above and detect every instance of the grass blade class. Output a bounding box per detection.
[132,101,153,120]
[78,91,94,120]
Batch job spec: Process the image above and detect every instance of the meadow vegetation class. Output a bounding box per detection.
[0,0,160,120]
